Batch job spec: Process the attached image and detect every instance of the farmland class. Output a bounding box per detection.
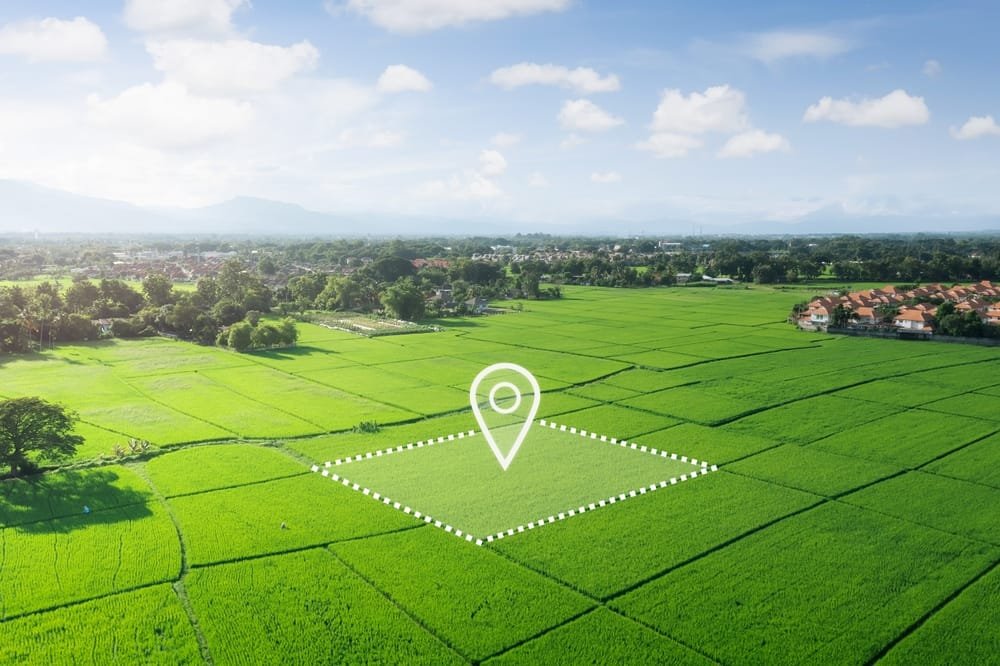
[1,284,998,664]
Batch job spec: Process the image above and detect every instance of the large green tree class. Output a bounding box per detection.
[381,278,426,321]
[0,397,83,476]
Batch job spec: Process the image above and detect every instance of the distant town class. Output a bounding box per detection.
[797,281,1000,339]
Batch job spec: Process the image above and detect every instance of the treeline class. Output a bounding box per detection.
[284,254,557,320]
[0,260,295,354]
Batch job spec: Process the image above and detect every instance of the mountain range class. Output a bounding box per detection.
[1,179,997,237]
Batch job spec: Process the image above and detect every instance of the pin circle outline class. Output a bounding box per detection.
[488,381,522,415]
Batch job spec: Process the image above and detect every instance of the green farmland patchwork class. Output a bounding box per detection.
[1,283,998,663]
[332,527,595,662]
[186,549,462,665]
[612,502,998,665]
[167,473,415,565]
[0,585,202,664]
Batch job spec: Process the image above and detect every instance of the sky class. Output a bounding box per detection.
[1,0,999,231]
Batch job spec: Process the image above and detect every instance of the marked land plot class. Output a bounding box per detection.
[311,420,715,543]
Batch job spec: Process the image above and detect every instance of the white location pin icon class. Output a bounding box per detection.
[470,363,541,471]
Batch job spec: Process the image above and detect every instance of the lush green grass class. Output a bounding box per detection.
[1,282,998,663]
[487,608,711,665]
[727,443,901,496]
[326,423,699,536]
[808,409,997,468]
[612,502,998,665]
[1,465,152,527]
[0,501,181,619]
[0,585,202,664]
[923,432,1000,488]
[880,564,1000,665]
[145,444,306,497]
[495,472,819,598]
[843,471,1000,545]
[167,474,415,565]
[186,549,462,665]
[332,527,595,662]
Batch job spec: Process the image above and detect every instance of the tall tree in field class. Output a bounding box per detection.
[0,397,83,476]
[142,273,175,308]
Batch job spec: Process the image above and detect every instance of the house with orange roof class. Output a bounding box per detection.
[893,308,934,332]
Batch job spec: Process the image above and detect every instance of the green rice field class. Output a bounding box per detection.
[1,284,998,664]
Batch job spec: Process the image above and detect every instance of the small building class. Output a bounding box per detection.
[465,297,489,315]
[893,308,934,332]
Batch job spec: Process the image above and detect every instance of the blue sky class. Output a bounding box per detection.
[0,1,998,231]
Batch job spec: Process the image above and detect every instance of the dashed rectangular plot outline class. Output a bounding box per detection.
[309,420,719,547]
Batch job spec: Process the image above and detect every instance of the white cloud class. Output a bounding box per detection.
[558,99,624,132]
[489,63,620,93]
[124,0,248,34]
[803,89,929,128]
[718,130,791,158]
[376,64,433,93]
[479,149,508,176]
[528,172,549,187]
[87,82,254,149]
[416,172,502,200]
[651,85,748,134]
[0,17,107,62]
[491,132,521,147]
[342,0,570,33]
[337,127,405,148]
[147,40,319,95]
[923,59,942,78]
[950,115,1000,140]
[590,171,621,183]
[559,133,586,149]
[745,30,851,63]
[636,132,702,158]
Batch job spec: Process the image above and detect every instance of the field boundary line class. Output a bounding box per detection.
[476,605,600,664]
[161,470,310,500]
[114,375,239,438]
[130,463,215,665]
[603,498,827,603]
[308,421,718,548]
[323,545,475,664]
[0,580,178,625]
[183,527,426,570]
[194,371,330,433]
[868,558,1000,665]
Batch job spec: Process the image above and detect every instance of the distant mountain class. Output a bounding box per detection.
[0,179,997,237]
[0,180,171,234]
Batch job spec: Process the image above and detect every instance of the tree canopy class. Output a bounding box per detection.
[0,397,83,476]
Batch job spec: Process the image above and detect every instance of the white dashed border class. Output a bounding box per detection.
[309,421,719,547]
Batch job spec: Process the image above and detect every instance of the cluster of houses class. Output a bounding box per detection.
[799,280,1000,334]
[74,251,240,283]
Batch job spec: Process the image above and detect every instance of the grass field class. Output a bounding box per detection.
[1,284,998,664]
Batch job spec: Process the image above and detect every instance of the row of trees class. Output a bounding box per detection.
[0,259,297,354]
